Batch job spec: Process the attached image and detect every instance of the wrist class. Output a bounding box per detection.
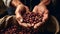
[40,0,50,6]
[11,0,23,7]
[15,4,25,15]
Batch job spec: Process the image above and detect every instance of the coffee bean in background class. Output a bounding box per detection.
[0,25,41,34]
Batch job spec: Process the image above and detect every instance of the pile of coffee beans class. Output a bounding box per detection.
[22,12,43,24]
[0,25,40,34]
[0,12,43,34]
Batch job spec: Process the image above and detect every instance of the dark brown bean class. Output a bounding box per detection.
[0,12,43,34]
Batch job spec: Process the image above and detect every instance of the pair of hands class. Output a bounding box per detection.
[15,4,49,29]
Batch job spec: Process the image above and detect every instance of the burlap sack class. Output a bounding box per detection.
[0,15,59,34]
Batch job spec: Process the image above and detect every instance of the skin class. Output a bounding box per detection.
[11,0,50,28]
[33,0,50,29]
[33,5,49,29]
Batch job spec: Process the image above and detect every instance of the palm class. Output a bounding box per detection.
[15,4,31,28]
[33,5,49,29]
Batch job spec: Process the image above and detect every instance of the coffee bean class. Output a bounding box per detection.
[0,12,44,34]
[22,12,43,24]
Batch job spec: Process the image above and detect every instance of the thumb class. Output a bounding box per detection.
[34,22,42,29]
[18,15,23,22]
[16,14,23,23]
[25,6,30,12]
[32,6,38,13]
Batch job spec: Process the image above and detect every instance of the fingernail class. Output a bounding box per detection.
[34,26,37,29]
[20,19,23,22]
[32,24,34,26]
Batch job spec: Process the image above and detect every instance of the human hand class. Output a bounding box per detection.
[33,4,49,29]
[15,4,30,27]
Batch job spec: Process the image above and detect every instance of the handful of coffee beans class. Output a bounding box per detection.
[22,12,43,24]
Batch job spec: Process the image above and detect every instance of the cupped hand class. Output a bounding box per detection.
[15,4,31,27]
[33,4,49,29]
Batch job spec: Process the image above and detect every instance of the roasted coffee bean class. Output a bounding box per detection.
[0,12,43,34]
[22,12,43,24]
[0,25,41,34]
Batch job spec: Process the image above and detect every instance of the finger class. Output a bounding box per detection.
[42,14,48,23]
[18,22,28,27]
[16,15,23,22]
[25,6,29,11]
[42,9,49,22]
[25,6,30,13]
[38,5,45,15]
[16,18,23,24]
[17,17,28,27]
[32,6,38,13]
[15,5,25,16]
[19,23,31,28]
[20,6,30,15]
[27,23,31,27]
[34,22,42,29]
[20,18,23,22]
[21,23,28,27]
[19,15,23,22]
[15,5,23,13]
[31,23,34,26]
